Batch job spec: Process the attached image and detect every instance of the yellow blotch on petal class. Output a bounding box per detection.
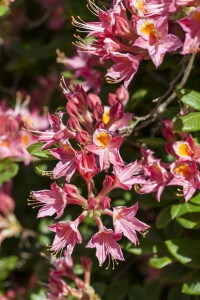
[102,107,110,124]
[135,0,146,13]
[21,133,30,146]
[96,132,111,148]
[139,20,158,40]
[61,144,74,154]
[174,165,192,176]
[1,140,9,147]
[177,143,193,157]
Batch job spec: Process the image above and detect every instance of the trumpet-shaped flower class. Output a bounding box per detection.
[135,17,182,67]
[86,227,124,266]
[30,182,68,219]
[113,203,150,245]
[168,161,200,201]
[48,221,82,256]
[86,129,123,170]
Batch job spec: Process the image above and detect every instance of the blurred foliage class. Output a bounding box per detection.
[0,0,200,300]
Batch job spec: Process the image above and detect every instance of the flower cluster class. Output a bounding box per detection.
[72,0,200,87]
[137,120,200,202]
[29,83,150,266]
[0,96,48,164]
[47,253,100,300]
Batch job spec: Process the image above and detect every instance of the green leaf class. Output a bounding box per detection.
[0,6,9,17]
[156,202,200,229]
[125,239,162,256]
[149,256,173,269]
[190,192,200,205]
[27,142,55,160]
[0,159,19,183]
[173,112,200,132]
[0,256,19,281]
[177,89,200,111]
[156,206,172,229]
[182,271,200,295]
[165,239,200,269]
[176,213,200,229]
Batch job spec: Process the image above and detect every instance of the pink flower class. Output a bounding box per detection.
[106,53,141,88]
[48,220,82,256]
[113,203,150,245]
[50,142,77,182]
[168,161,200,201]
[30,182,68,219]
[126,0,171,17]
[77,151,99,182]
[136,158,171,202]
[86,129,124,170]
[178,7,200,54]
[108,85,129,106]
[172,135,200,163]
[35,112,72,150]
[113,161,145,190]
[86,227,124,266]
[135,17,182,67]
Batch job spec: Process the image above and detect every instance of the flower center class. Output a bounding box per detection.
[96,132,111,148]
[174,165,192,176]
[140,20,158,39]
[177,143,193,157]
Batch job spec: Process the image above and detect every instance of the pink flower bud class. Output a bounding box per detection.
[76,131,90,145]
[88,198,96,210]
[87,93,101,110]
[99,196,111,209]
[80,256,92,272]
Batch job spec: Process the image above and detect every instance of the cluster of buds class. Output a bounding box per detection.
[137,120,200,202]
[0,95,48,164]
[72,0,200,87]
[29,82,150,267]
[47,253,100,299]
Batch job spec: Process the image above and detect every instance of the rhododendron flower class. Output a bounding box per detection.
[50,143,77,182]
[113,161,145,190]
[86,227,124,266]
[168,161,200,201]
[178,7,200,54]
[135,17,182,67]
[173,135,200,163]
[48,220,82,256]
[106,53,141,88]
[113,203,150,245]
[126,0,171,17]
[137,159,171,201]
[30,182,68,219]
[87,129,123,170]
[35,112,73,150]
[77,151,99,182]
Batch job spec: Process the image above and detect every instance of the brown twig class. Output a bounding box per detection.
[120,54,196,136]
